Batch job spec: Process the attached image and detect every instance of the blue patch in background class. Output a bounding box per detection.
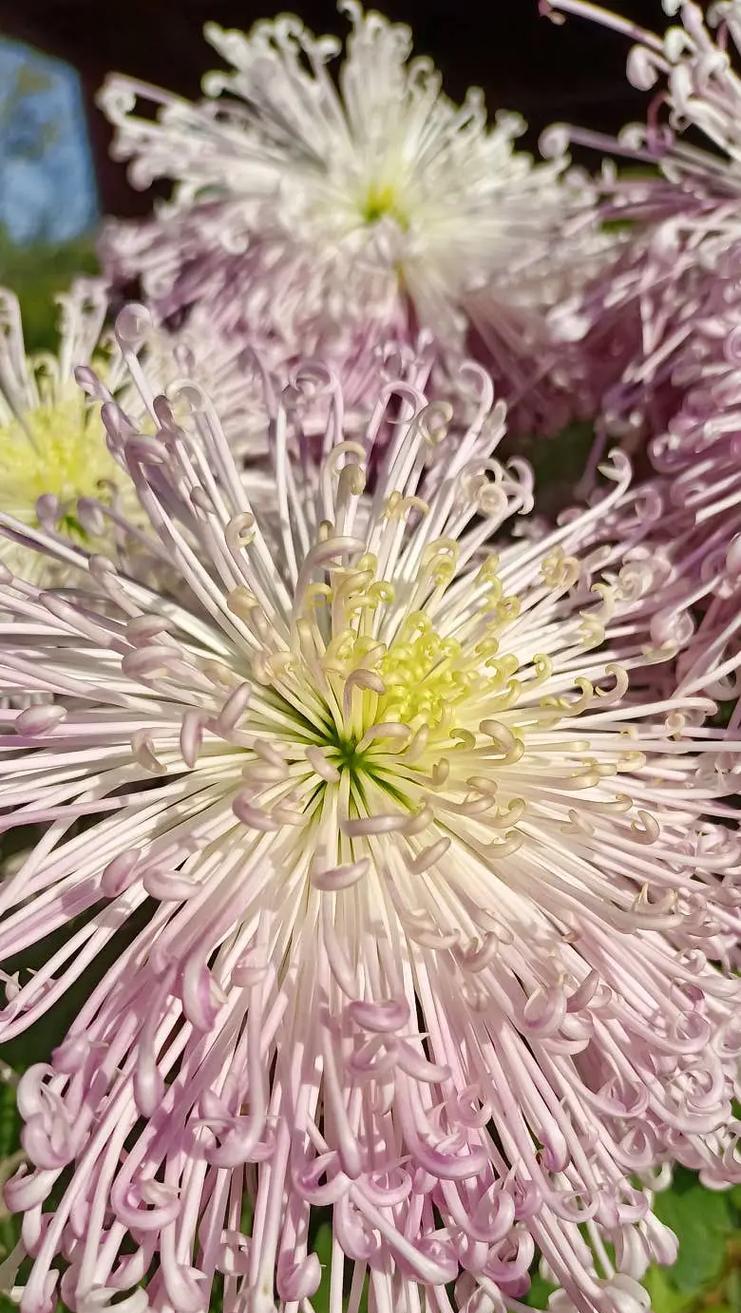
[0,38,98,244]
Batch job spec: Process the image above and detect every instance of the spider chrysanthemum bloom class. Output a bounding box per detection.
[642,306,741,706]
[98,2,604,430]
[0,281,142,585]
[554,286,741,705]
[0,286,278,591]
[538,0,741,691]
[1,324,740,1313]
[543,0,741,463]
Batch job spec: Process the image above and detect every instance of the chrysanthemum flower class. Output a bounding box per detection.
[640,299,741,705]
[564,406,741,713]
[0,320,739,1313]
[0,281,142,585]
[539,2,741,695]
[543,0,741,462]
[98,2,605,430]
[0,284,282,589]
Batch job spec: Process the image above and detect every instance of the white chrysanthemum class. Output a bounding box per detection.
[98,3,604,427]
[0,320,739,1313]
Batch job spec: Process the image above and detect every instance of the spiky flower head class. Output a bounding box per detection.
[636,285,741,707]
[0,284,286,588]
[0,281,142,585]
[543,0,741,453]
[98,2,604,430]
[0,321,739,1313]
[538,2,741,681]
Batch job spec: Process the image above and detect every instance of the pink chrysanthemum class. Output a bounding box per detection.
[641,306,741,706]
[97,3,608,432]
[538,2,741,697]
[562,425,741,716]
[0,321,739,1313]
[543,0,741,460]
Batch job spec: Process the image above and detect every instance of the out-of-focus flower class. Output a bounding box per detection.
[0,286,284,588]
[0,319,739,1313]
[98,3,607,430]
[0,281,141,585]
[540,2,741,701]
[642,298,741,707]
[544,0,741,464]
[0,290,178,726]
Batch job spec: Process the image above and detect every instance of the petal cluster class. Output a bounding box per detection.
[546,0,741,441]
[1,4,741,1312]
[98,3,606,430]
[0,332,739,1313]
[0,281,137,584]
[542,1,741,699]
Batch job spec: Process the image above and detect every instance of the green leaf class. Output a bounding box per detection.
[0,230,98,354]
[643,1263,695,1313]
[0,1079,22,1281]
[309,1222,368,1313]
[0,1082,19,1163]
[526,1268,557,1308]
[727,1266,741,1313]
[654,1180,734,1295]
[312,1222,333,1313]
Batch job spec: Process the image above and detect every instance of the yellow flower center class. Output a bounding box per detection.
[0,393,124,536]
[380,619,474,728]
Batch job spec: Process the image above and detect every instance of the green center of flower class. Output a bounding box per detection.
[359,181,410,231]
[322,728,373,780]
[228,546,544,844]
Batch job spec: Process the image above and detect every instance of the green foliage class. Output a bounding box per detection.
[0,1082,19,1166]
[523,1177,741,1313]
[0,1084,21,1311]
[643,1263,695,1313]
[512,420,596,516]
[654,1169,736,1296]
[526,1267,557,1307]
[312,1223,334,1313]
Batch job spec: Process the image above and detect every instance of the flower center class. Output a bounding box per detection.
[359,180,410,231]
[0,395,121,535]
[379,619,476,728]
[223,544,548,853]
[326,732,370,778]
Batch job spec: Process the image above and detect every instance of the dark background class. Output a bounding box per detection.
[0,0,664,219]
